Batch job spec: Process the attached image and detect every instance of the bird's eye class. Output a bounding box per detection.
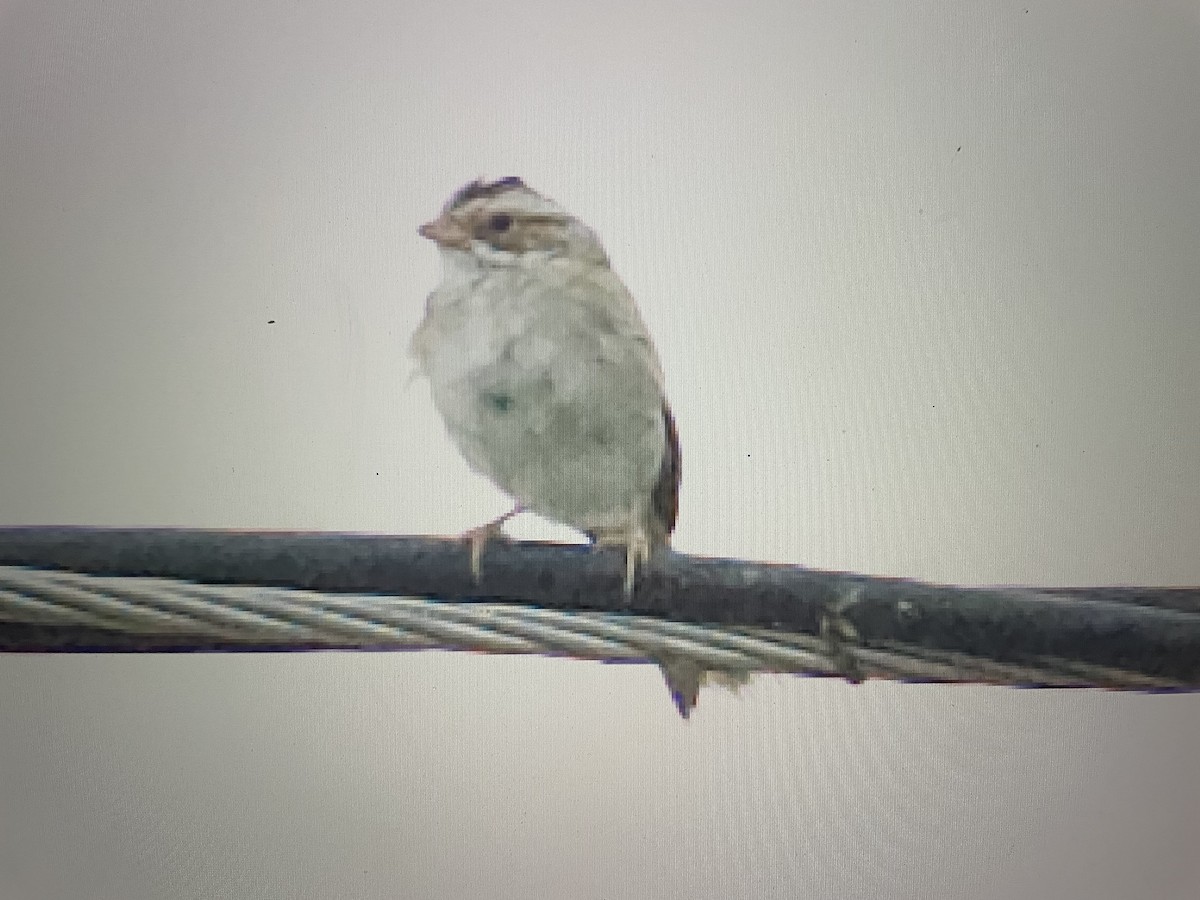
[488,213,512,232]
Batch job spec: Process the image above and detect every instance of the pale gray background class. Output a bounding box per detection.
[1,1,1198,898]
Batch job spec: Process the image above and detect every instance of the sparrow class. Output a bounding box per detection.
[410,177,679,594]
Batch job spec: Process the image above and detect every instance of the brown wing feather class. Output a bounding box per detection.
[652,403,681,543]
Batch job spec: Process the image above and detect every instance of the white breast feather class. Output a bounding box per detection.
[413,252,667,532]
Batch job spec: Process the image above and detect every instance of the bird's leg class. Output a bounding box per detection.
[592,520,652,598]
[623,532,651,597]
[462,504,523,583]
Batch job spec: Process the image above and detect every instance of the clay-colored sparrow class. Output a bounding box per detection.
[411,177,679,594]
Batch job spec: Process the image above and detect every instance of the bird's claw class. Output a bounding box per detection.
[461,505,523,583]
[592,528,652,598]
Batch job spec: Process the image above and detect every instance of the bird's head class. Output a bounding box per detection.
[420,177,608,267]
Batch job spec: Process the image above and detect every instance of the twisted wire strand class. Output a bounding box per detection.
[0,565,831,671]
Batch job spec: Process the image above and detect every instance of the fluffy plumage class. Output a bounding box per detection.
[411,177,679,592]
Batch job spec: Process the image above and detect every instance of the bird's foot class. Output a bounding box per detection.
[592,528,652,598]
[462,505,523,583]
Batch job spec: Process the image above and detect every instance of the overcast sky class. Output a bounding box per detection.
[1,1,1198,898]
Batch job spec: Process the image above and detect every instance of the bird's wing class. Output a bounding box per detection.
[653,403,681,538]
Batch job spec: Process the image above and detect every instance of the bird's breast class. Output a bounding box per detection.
[414,264,669,532]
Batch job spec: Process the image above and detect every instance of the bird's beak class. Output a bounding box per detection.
[419,212,471,249]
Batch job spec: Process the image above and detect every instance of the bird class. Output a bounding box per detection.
[410,177,679,595]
